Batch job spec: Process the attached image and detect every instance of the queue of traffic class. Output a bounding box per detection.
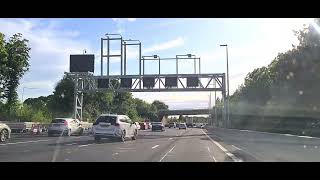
[0,114,205,143]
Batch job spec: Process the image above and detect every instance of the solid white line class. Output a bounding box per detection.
[298,136,314,139]
[168,138,173,140]
[78,144,92,147]
[202,129,242,162]
[152,145,159,149]
[66,143,77,146]
[159,145,176,162]
[0,139,51,146]
[207,146,217,162]
[232,145,242,151]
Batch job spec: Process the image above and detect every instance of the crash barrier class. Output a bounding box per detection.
[80,122,93,133]
[0,121,36,133]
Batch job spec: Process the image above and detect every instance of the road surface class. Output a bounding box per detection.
[1,127,320,162]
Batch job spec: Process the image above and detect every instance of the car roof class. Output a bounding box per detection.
[99,114,129,119]
[54,118,76,121]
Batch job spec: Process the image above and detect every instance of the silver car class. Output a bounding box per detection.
[92,114,138,142]
[47,118,84,137]
[0,123,11,142]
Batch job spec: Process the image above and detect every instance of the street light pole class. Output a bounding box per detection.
[220,44,230,128]
[20,86,38,122]
[21,87,39,104]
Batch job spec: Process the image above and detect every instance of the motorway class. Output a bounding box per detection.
[1,127,320,162]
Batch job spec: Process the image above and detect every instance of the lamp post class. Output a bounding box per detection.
[220,44,230,128]
[21,87,38,104]
[20,86,39,122]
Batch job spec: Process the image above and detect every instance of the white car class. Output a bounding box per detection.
[0,123,11,142]
[134,122,141,130]
[47,118,84,137]
[92,114,138,142]
[179,123,187,130]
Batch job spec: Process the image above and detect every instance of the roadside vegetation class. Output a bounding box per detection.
[0,32,168,123]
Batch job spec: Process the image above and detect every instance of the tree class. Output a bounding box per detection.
[0,33,8,102]
[152,100,169,111]
[48,77,74,116]
[3,33,30,108]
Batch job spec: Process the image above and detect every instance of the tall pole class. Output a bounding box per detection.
[214,80,217,127]
[101,38,103,76]
[226,46,230,128]
[220,44,230,128]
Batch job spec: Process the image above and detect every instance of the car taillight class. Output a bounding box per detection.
[115,123,120,126]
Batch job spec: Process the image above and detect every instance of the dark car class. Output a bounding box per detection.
[168,122,176,128]
[139,122,146,130]
[151,122,165,131]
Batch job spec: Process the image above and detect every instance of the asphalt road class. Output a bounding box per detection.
[1,127,320,162]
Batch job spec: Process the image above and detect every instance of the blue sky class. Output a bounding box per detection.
[0,18,314,109]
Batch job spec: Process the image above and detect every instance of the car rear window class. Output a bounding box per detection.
[51,119,66,123]
[94,116,117,125]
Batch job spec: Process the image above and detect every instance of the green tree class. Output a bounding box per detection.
[0,33,8,102]
[3,33,30,108]
[48,77,74,117]
[152,100,169,111]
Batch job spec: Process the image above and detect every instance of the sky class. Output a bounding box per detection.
[0,18,314,110]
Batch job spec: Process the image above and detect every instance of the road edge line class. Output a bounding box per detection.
[159,145,176,162]
[202,129,242,162]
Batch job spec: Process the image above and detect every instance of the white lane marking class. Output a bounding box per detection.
[112,152,119,156]
[78,144,92,147]
[152,145,159,149]
[66,143,77,146]
[284,134,295,137]
[159,145,176,162]
[315,146,318,149]
[232,145,242,151]
[0,139,51,146]
[303,145,307,148]
[207,146,217,162]
[119,147,134,150]
[240,130,250,132]
[298,136,314,139]
[202,129,242,162]
[168,138,173,140]
[67,151,71,154]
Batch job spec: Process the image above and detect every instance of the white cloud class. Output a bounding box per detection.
[112,18,136,22]
[143,37,185,54]
[111,18,136,34]
[0,18,94,100]
[22,80,55,90]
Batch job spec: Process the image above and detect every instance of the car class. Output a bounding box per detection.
[151,122,165,131]
[146,122,152,129]
[92,114,138,142]
[179,123,187,130]
[139,122,146,130]
[134,122,141,130]
[0,123,11,142]
[168,122,176,128]
[176,123,180,128]
[47,118,84,137]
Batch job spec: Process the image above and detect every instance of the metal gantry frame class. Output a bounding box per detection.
[66,33,228,127]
